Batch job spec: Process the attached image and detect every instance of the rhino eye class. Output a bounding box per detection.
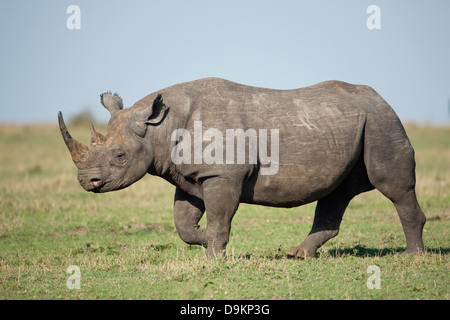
[114,151,127,164]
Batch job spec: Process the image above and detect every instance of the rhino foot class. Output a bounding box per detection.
[287,246,316,259]
[402,245,426,256]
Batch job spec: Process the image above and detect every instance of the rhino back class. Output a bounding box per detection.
[137,78,387,206]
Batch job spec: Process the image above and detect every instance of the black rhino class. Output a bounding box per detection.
[58,78,426,258]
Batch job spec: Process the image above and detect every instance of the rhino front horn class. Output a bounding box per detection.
[58,111,89,164]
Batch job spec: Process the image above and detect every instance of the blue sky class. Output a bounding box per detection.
[0,0,449,124]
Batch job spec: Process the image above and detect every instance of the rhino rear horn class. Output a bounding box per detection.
[90,122,107,145]
[58,112,89,164]
[100,92,123,116]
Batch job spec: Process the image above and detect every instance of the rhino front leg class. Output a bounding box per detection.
[174,188,207,248]
[202,177,241,258]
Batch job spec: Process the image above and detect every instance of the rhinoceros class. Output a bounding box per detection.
[58,78,426,258]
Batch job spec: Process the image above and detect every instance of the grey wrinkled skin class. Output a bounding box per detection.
[58,78,426,258]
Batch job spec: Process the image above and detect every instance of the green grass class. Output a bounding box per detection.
[0,124,448,299]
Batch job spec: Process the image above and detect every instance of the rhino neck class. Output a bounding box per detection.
[145,102,203,199]
[147,107,186,177]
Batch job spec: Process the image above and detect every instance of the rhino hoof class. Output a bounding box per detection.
[287,246,316,259]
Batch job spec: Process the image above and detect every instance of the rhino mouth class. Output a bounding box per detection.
[91,186,105,193]
[85,179,129,193]
[90,180,105,193]
[78,177,106,193]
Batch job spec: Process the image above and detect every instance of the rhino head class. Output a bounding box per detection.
[58,92,167,193]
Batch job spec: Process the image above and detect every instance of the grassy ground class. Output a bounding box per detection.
[0,123,448,300]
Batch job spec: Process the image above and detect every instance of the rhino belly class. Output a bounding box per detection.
[242,110,366,207]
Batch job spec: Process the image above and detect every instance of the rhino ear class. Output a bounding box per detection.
[100,92,123,116]
[145,94,168,125]
[130,93,168,137]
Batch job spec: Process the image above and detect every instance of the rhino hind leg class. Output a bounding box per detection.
[363,122,426,255]
[366,174,426,255]
[389,190,426,255]
[173,188,208,248]
[287,190,351,258]
[288,153,374,259]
